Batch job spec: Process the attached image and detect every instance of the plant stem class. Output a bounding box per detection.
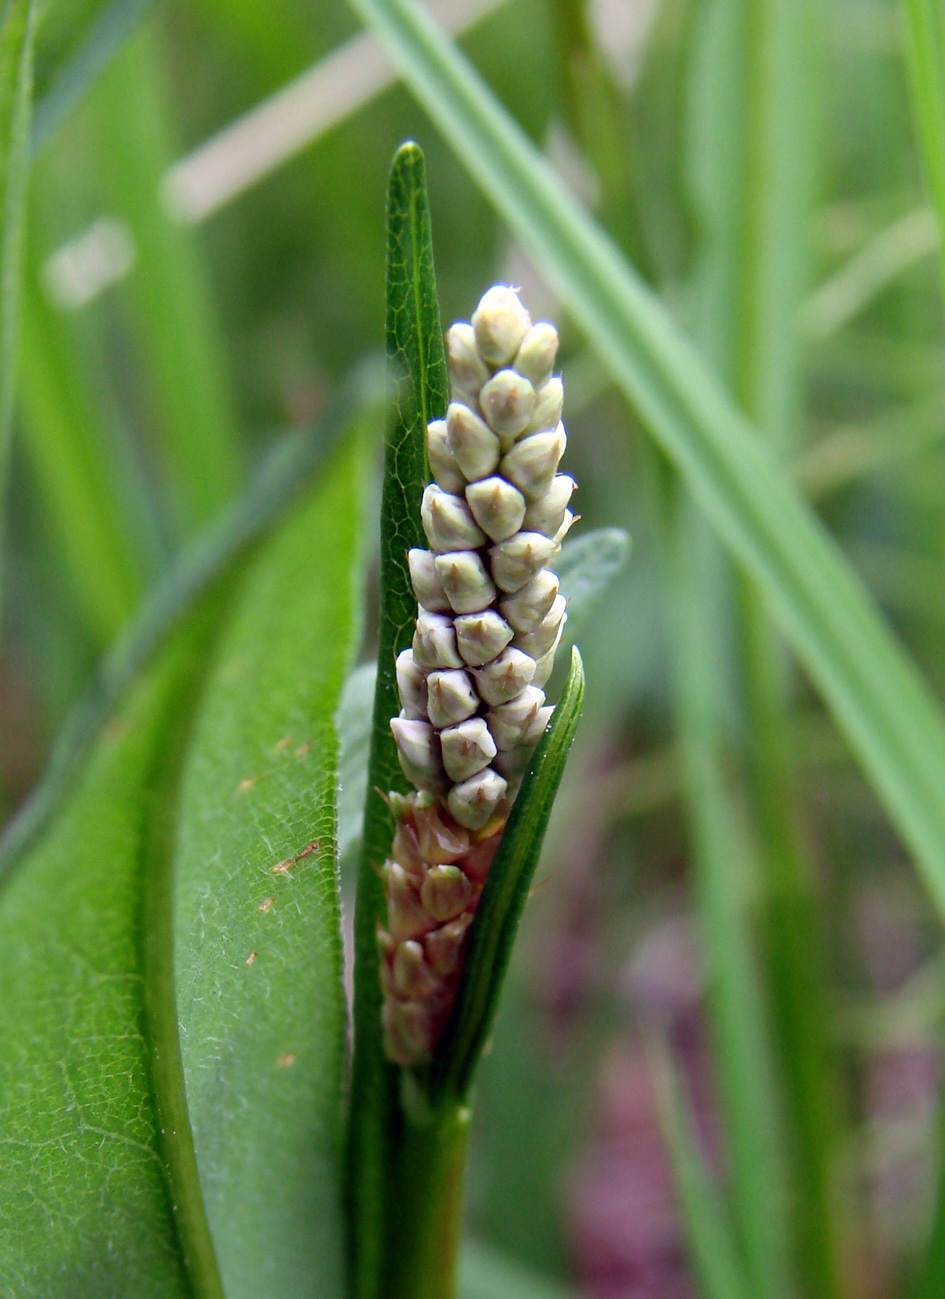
[384,1090,471,1299]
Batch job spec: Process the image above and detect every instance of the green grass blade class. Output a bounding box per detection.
[687,4,842,1295]
[345,0,945,918]
[90,22,242,532]
[901,0,945,299]
[31,0,155,150]
[650,1040,753,1299]
[433,648,584,1103]
[663,495,793,1299]
[0,0,38,596]
[18,265,146,645]
[347,139,448,1299]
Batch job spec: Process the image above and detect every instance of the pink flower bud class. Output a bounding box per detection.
[489,531,555,592]
[447,767,508,830]
[421,484,487,553]
[408,548,451,613]
[479,369,536,443]
[514,322,559,387]
[395,649,428,719]
[454,610,514,667]
[446,322,490,395]
[426,668,479,729]
[440,717,498,783]
[421,863,475,922]
[474,647,537,706]
[424,914,473,976]
[426,419,466,493]
[500,423,567,499]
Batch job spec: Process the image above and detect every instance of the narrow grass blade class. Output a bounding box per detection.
[31,0,155,150]
[90,23,242,532]
[18,266,145,645]
[687,5,842,1295]
[0,0,38,595]
[901,0,945,299]
[347,139,448,1299]
[433,648,584,1103]
[344,0,945,922]
[650,1040,753,1299]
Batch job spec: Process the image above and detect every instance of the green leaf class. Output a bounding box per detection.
[345,0,945,921]
[432,648,584,1103]
[347,138,448,1299]
[900,0,945,301]
[0,0,38,593]
[0,430,368,1295]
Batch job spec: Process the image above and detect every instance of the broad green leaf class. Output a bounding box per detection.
[901,0,945,300]
[90,22,242,533]
[0,431,367,1295]
[345,0,945,922]
[0,623,213,1298]
[348,139,448,1299]
[171,436,365,1298]
[0,0,38,593]
[433,648,584,1103]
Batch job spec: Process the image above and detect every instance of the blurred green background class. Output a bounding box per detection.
[5,1,945,1296]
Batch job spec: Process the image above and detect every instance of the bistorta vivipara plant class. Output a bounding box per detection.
[378,285,575,1067]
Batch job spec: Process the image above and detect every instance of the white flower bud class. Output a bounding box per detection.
[489,531,556,592]
[440,717,498,783]
[424,914,473,976]
[474,647,536,706]
[446,403,500,482]
[514,593,567,659]
[421,484,487,553]
[448,766,509,830]
[413,609,463,670]
[426,668,479,729]
[499,570,560,632]
[500,423,567,499]
[465,476,526,543]
[472,285,532,366]
[421,863,474,922]
[391,717,445,791]
[434,550,496,615]
[408,548,451,613]
[486,685,545,750]
[396,649,428,719]
[393,940,441,999]
[414,799,470,863]
[514,323,559,387]
[454,610,514,667]
[522,475,575,537]
[382,998,433,1065]
[494,706,554,784]
[526,376,564,434]
[385,862,436,940]
[426,419,466,493]
[478,369,536,443]
[530,625,564,688]
[446,322,490,396]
